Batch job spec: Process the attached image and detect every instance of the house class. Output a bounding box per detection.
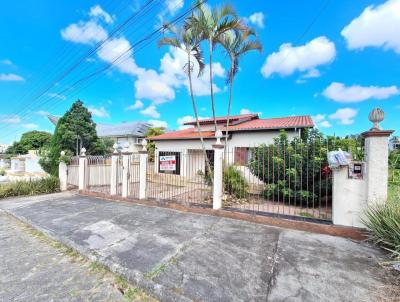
[389,136,400,151]
[10,150,45,174]
[149,114,314,177]
[48,115,151,152]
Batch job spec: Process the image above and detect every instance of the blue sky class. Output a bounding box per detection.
[0,0,400,144]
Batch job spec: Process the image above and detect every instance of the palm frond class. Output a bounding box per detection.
[158,37,181,49]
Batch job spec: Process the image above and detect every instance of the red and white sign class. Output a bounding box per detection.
[159,155,176,171]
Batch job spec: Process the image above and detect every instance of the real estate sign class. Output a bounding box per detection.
[159,155,176,171]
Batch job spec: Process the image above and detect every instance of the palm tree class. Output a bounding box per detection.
[187,2,246,132]
[158,24,213,174]
[219,29,262,147]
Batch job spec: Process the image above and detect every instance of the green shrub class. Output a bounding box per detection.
[0,176,60,199]
[362,186,400,264]
[0,169,5,176]
[223,166,248,198]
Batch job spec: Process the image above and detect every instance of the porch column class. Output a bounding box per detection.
[362,108,394,205]
[212,130,224,210]
[59,151,67,191]
[110,144,119,195]
[121,145,131,198]
[138,140,148,199]
[78,148,87,191]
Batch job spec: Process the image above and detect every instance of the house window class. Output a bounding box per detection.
[158,151,181,175]
[234,147,249,165]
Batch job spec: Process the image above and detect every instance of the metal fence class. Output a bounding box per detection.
[67,156,79,189]
[86,155,111,194]
[222,137,364,222]
[128,153,141,199]
[146,150,213,207]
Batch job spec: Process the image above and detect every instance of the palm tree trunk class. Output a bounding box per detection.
[209,39,218,132]
[225,60,234,148]
[187,52,213,179]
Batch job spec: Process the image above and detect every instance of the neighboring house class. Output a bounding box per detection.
[149,114,314,177]
[389,136,400,151]
[0,144,9,154]
[10,150,45,174]
[48,115,151,152]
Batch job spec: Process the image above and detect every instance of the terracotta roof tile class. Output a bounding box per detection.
[150,115,314,140]
[183,113,258,125]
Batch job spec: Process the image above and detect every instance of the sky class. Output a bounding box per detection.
[0,0,400,144]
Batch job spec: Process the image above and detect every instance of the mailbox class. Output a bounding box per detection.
[348,162,363,179]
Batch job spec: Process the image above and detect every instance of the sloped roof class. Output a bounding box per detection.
[183,113,258,125]
[47,115,150,138]
[150,115,314,141]
[224,115,314,131]
[148,128,216,140]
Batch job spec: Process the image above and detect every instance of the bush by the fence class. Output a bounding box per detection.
[0,176,60,199]
[223,166,248,198]
[362,184,400,264]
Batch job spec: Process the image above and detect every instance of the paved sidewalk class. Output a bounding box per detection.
[0,192,394,302]
[0,211,125,302]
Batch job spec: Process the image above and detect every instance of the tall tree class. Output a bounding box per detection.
[188,2,245,132]
[5,131,52,156]
[219,29,262,146]
[40,100,107,175]
[159,23,213,173]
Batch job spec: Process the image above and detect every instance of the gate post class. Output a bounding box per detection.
[212,130,224,210]
[362,108,394,205]
[59,151,68,191]
[139,140,148,200]
[78,148,87,191]
[121,144,131,198]
[110,144,119,195]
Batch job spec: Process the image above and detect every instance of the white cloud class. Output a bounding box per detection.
[22,123,38,129]
[148,119,168,128]
[261,36,336,78]
[88,106,110,118]
[61,21,107,44]
[312,114,332,128]
[329,108,358,125]
[47,92,66,100]
[312,114,326,123]
[239,108,262,116]
[134,69,175,104]
[0,114,21,123]
[0,59,12,65]
[97,38,144,76]
[140,105,160,119]
[319,120,332,128]
[125,100,144,110]
[322,82,399,103]
[36,110,50,116]
[89,5,114,24]
[0,73,24,82]
[341,0,400,54]
[166,0,184,15]
[247,12,265,28]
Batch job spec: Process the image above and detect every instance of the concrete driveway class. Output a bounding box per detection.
[0,192,394,302]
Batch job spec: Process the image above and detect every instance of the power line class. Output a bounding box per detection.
[2,0,207,140]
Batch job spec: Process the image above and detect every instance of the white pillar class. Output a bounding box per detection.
[139,139,148,200]
[110,144,119,195]
[59,151,67,191]
[362,130,393,205]
[121,151,131,198]
[212,130,224,210]
[78,148,87,191]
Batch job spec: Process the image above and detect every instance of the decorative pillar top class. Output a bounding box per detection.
[362,108,394,138]
[215,129,223,145]
[368,108,384,131]
[113,143,119,154]
[141,139,148,152]
[60,151,65,156]
[80,147,86,156]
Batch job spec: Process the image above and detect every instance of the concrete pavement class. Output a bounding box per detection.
[0,192,394,302]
